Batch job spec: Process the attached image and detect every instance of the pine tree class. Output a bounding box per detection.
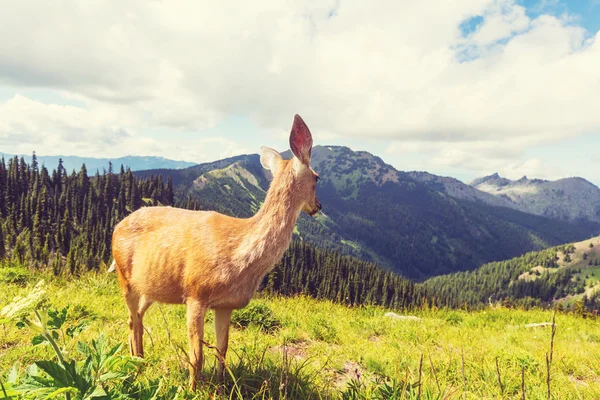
[0,223,5,260]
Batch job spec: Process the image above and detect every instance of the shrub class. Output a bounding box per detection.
[0,266,31,285]
[231,301,281,333]
[444,312,463,326]
[309,316,338,343]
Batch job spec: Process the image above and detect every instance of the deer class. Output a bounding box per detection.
[110,114,321,390]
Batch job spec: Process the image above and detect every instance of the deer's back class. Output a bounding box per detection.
[112,206,251,305]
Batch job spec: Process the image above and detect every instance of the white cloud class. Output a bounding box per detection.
[0,94,248,162]
[384,137,570,181]
[467,0,530,45]
[0,0,598,180]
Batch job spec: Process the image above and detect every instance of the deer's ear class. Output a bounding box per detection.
[289,114,313,166]
[260,146,283,174]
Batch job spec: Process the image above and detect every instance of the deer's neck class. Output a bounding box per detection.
[236,171,301,277]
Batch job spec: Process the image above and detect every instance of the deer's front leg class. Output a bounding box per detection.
[186,298,206,390]
[214,308,233,383]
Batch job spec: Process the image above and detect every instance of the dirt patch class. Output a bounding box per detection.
[518,266,546,281]
[269,341,309,360]
[333,361,367,389]
[368,335,381,343]
[193,175,208,190]
[1,340,19,350]
[569,375,589,387]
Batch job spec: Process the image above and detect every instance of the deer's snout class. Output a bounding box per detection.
[309,199,322,216]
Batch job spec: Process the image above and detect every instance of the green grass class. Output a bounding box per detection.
[2,269,600,399]
[582,267,600,285]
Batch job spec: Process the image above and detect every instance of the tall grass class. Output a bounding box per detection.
[1,268,599,399]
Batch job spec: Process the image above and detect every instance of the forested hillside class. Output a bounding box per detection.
[0,155,420,309]
[422,238,600,311]
[0,155,174,274]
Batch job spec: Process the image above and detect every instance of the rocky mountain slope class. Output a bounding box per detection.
[471,173,600,223]
[135,146,600,279]
[406,171,518,209]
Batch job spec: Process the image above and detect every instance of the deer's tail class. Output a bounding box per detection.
[107,260,117,273]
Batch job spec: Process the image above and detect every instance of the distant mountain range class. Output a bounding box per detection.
[135,145,600,279]
[0,153,196,173]
[409,171,600,223]
[471,173,600,223]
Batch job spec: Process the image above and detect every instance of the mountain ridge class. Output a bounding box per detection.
[0,152,197,173]
[470,172,600,222]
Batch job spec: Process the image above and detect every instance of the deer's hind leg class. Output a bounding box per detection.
[214,308,233,383]
[134,295,153,357]
[116,263,144,357]
[186,298,207,390]
[124,288,143,357]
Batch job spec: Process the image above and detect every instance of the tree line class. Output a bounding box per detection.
[1,156,598,314]
[0,154,174,275]
[420,244,598,313]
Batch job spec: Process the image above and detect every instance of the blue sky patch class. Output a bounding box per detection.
[519,0,600,32]
[459,15,484,37]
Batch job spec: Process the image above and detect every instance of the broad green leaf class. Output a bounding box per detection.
[81,357,93,379]
[67,319,90,338]
[9,383,55,398]
[45,386,78,399]
[65,360,91,394]
[104,356,142,376]
[25,363,39,377]
[106,342,122,359]
[32,334,47,346]
[35,361,72,387]
[47,307,69,330]
[77,341,93,358]
[92,334,107,357]
[83,385,108,399]
[98,371,127,382]
[29,376,55,389]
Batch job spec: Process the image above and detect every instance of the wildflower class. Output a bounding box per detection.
[0,280,48,322]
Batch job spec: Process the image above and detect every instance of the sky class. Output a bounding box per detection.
[0,0,599,186]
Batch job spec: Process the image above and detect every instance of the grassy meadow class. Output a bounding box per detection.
[1,267,600,399]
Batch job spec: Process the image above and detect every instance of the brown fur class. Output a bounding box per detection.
[111,115,320,389]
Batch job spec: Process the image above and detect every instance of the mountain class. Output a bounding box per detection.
[470,173,600,223]
[422,235,600,310]
[406,171,519,209]
[0,153,196,173]
[135,145,600,279]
